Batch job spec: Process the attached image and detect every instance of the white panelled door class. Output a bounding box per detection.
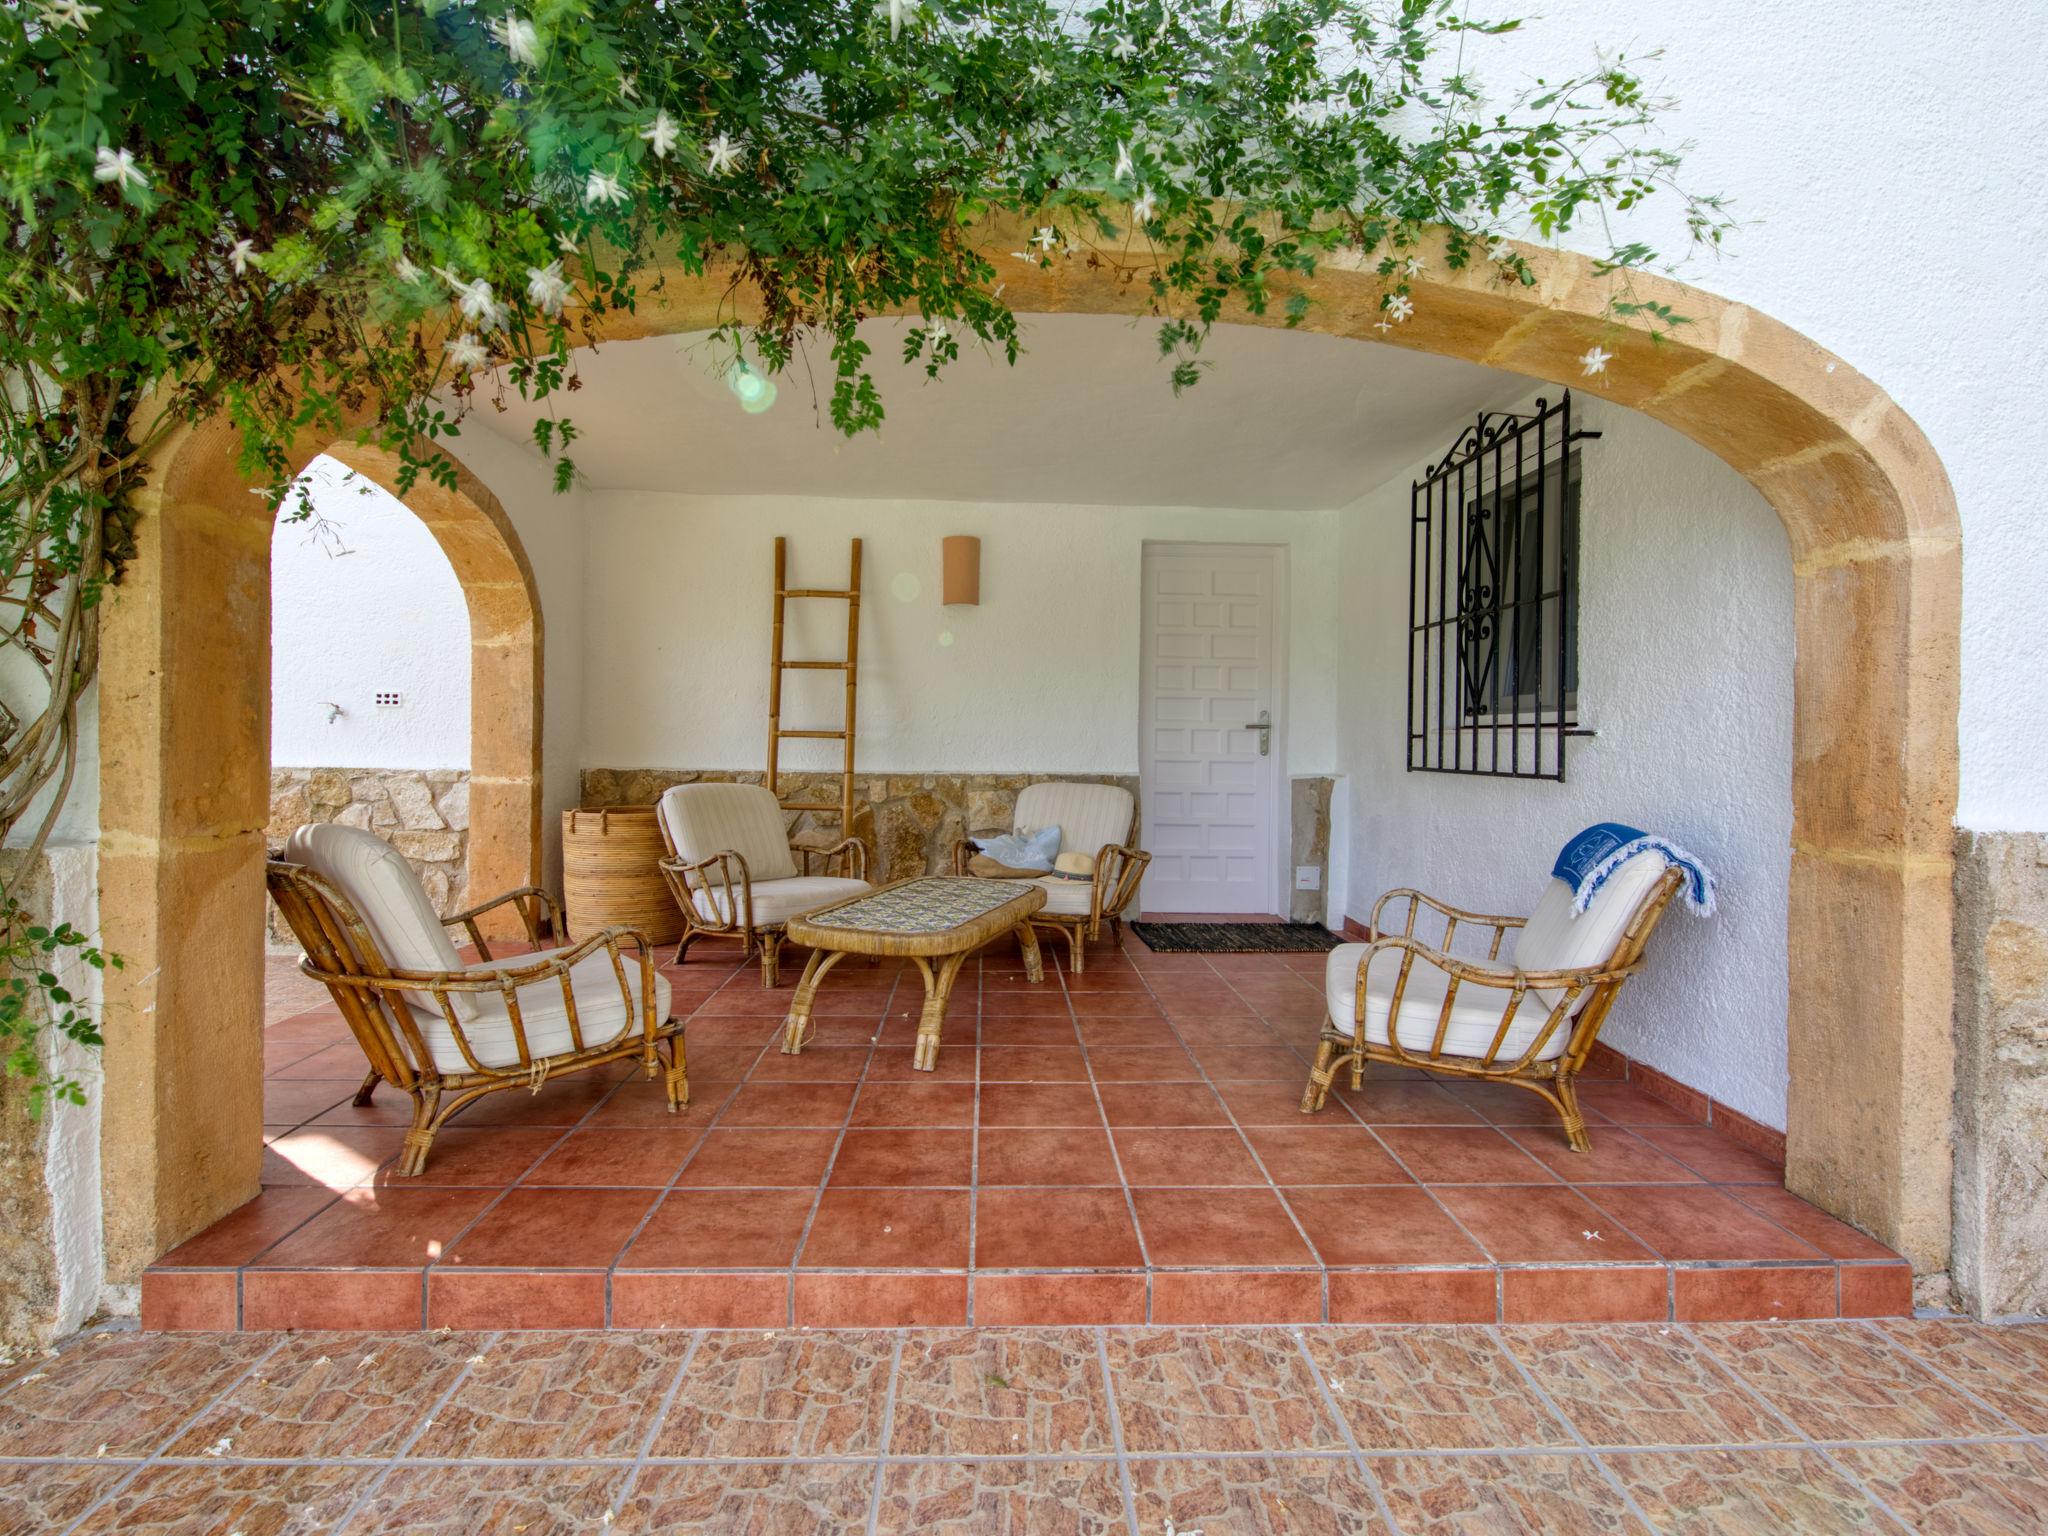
[1139,544,1282,915]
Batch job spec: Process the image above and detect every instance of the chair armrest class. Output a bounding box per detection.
[1092,842,1151,923]
[443,885,564,961]
[1370,886,1527,963]
[796,837,869,882]
[656,848,752,934]
[949,836,985,875]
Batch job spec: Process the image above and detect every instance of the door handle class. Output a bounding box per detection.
[1252,709,1272,757]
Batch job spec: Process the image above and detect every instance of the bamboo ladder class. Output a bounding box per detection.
[767,536,862,833]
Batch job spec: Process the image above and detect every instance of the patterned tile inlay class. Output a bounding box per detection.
[1303,1327,1576,1451]
[1371,1453,1649,1534]
[874,1458,1128,1535]
[63,1462,371,1536]
[0,1332,273,1457]
[889,1330,1113,1456]
[1499,1325,1784,1447]
[1127,1456,1392,1535]
[649,1331,895,1458]
[407,1332,693,1460]
[340,1462,626,1534]
[1829,1440,2048,1533]
[616,1460,875,1534]
[1607,1448,1888,1533]
[1104,1328,1344,1454]
[1870,1317,2048,1433]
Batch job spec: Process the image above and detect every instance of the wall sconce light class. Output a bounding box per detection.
[942,535,980,605]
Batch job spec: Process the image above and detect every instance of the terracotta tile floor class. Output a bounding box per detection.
[143,939,1910,1331]
[6,1320,2048,1532]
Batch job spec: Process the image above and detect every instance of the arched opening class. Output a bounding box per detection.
[96,222,1958,1288]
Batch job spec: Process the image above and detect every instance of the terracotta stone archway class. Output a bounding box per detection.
[96,421,542,1280]
[96,219,1959,1282]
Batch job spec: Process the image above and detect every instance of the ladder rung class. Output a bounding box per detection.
[778,660,852,670]
[776,729,848,739]
[778,587,855,599]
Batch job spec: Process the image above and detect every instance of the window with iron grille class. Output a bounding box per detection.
[1407,392,1599,781]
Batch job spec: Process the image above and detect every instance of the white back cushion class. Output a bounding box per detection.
[1512,851,1669,978]
[658,783,799,883]
[1013,782,1135,858]
[285,823,476,1022]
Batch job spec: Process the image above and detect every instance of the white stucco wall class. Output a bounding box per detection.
[270,455,470,769]
[579,492,1341,778]
[1338,393,1795,1129]
[1460,0,2048,833]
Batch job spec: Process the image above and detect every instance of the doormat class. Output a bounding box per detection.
[1129,921,1344,954]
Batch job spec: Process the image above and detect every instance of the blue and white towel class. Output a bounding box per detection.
[1551,822,1717,917]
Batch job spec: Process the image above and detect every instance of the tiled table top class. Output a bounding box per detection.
[3,1318,2047,1533]
[146,941,1908,1331]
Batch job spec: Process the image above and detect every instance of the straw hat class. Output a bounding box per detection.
[1054,850,1097,878]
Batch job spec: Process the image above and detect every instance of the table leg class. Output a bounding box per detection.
[912,951,972,1071]
[782,948,850,1055]
[1017,921,1045,985]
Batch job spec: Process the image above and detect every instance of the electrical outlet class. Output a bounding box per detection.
[375,691,403,707]
[1294,865,1322,891]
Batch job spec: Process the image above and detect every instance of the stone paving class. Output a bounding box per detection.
[3,1317,2048,1531]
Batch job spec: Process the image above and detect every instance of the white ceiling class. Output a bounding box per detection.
[469,314,1529,510]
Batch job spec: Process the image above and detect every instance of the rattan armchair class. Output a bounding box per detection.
[949,781,1151,973]
[654,782,871,987]
[1301,860,1684,1150]
[268,828,685,1178]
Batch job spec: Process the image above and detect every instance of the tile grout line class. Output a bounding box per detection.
[331,1328,507,1532]
[607,1328,704,1514]
[1071,961,1157,1303]
[1290,1327,1408,1534]
[56,1335,292,1536]
[863,1334,906,1536]
[1675,1322,1916,1532]
[1487,1323,1669,1533]
[1093,1328,1143,1536]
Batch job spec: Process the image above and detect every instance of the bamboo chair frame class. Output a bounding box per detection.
[1299,867,1684,1151]
[949,818,1151,975]
[266,855,687,1177]
[654,807,869,988]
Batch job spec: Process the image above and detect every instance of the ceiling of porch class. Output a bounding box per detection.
[469,314,1530,510]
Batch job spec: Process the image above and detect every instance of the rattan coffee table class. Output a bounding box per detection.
[781,876,1047,1069]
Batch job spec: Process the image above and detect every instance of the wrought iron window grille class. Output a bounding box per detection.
[1407,391,1600,781]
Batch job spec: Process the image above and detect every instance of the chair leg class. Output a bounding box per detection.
[352,1069,381,1107]
[1063,921,1086,975]
[670,928,695,967]
[398,1086,442,1177]
[759,931,783,989]
[1554,1073,1592,1153]
[1300,1038,1340,1114]
[662,1036,691,1111]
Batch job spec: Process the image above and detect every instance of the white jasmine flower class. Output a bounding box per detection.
[394,255,425,284]
[1402,254,1425,276]
[91,145,147,193]
[556,231,579,254]
[437,269,504,328]
[490,13,539,67]
[925,319,950,347]
[1027,63,1052,86]
[1109,34,1138,61]
[704,132,743,177]
[228,239,257,276]
[874,0,920,39]
[1383,292,1414,323]
[584,168,628,206]
[525,260,570,315]
[1030,226,1058,252]
[1131,188,1158,225]
[1373,319,1393,334]
[204,1435,232,1457]
[1579,345,1613,377]
[618,73,639,101]
[38,0,100,28]
[640,110,680,161]
[1488,238,1513,262]
[1113,141,1135,182]
[445,332,490,372]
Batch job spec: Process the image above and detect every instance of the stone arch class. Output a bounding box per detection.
[96,219,1958,1279]
[96,423,542,1279]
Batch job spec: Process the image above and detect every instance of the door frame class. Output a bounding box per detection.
[1136,539,1292,919]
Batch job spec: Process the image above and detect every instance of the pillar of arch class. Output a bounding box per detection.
[96,219,1959,1278]
[96,421,542,1280]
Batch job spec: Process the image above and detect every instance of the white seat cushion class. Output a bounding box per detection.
[1012,782,1134,860]
[286,823,477,1023]
[1025,876,1095,917]
[684,874,872,927]
[1325,943,1573,1064]
[409,945,673,1074]
[658,782,800,884]
[1512,852,1671,1011]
